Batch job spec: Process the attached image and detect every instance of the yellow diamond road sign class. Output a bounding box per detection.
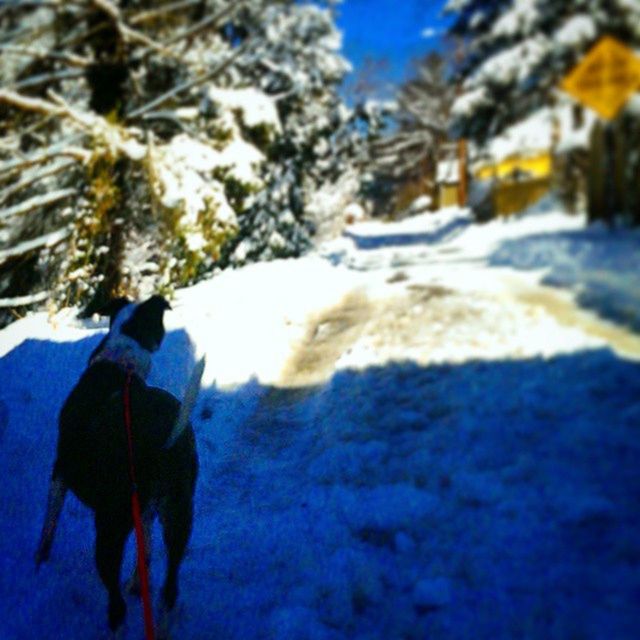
[561,36,640,120]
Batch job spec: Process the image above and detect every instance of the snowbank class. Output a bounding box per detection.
[1,206,639,639]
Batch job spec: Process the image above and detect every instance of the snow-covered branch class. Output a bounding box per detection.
[0,189,76,222]
[0,90,65,117]
[0,291,50,308]
[0,139,88,177]
[0,44,90,68]
[0,160,75,206]
[0,226,72,265]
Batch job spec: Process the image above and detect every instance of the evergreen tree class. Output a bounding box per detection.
[446,0,640,142]
[446,0,640,224]
[0,0,356,323]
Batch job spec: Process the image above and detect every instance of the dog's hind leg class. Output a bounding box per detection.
[35,474,67,568]
[158,490,194,632]
[95,513,129,632]
[125,506,154,596]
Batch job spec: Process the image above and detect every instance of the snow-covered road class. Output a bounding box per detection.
[1,207,639,639]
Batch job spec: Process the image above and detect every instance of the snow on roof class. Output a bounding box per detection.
[437,159,459,184]
[486,108,553,160]
[484,103,596,162]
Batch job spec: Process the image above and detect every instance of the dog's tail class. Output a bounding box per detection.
[164,356,206,449]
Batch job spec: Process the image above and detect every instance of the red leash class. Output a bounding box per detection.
[123,371,156,640]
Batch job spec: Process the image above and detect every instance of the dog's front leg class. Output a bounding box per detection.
[35,475,68,568]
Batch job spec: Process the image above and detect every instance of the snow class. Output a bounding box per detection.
[491,0,538,38]
[485,108,554,160]
[405,195,432,216]
[437,159,459,184]
[480,104,596,162]
[344,203,366,222]
[443,0,472,11]
[151,129,266,250]
[1,206,640,638]
[554,14,597,48]
[624,93,640,117]
[206,87,282,135]
[451,86,489,119]
[466,35,550,88]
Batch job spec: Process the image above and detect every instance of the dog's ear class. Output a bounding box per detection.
[96,297,132,326]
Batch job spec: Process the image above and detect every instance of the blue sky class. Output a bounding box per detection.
[334,0,451,99]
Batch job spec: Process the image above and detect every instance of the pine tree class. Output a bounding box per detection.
[446,0,640,141]
[0,0,356,324]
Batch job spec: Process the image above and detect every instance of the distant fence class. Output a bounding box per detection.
[493,176,551,216]
[472,152,552,217]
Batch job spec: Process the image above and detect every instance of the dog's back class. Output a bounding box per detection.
[56,360,197,515]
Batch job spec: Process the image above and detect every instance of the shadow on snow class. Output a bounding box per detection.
[0,333,639,639]
[342,216,470,251]
[490,228,640,333]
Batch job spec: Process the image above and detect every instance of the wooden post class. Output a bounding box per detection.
[603,121,617,227]
[455,36,468,209]
[612,117,627,218]
[587,122,605,224]
[457,138,467,207]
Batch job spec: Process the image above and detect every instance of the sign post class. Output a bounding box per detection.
[561,36,640,224]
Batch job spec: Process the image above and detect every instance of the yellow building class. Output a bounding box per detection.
[473,152,553,216]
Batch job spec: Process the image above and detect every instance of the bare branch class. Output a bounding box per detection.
[140,111,194,134]
[0,88,145,162]
[13,68,84,91]
[120,23,176,56]
[0,188,76,222]
[163,1,238,47]
[89,0,176,57]
[127,39,249,120]
[89,0,119,21]
[129,0,202,26]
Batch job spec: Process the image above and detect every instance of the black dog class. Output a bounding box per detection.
[36,296,202,635]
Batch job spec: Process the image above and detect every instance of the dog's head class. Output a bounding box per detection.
[113,295,172,353]
[90,295,172,376]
